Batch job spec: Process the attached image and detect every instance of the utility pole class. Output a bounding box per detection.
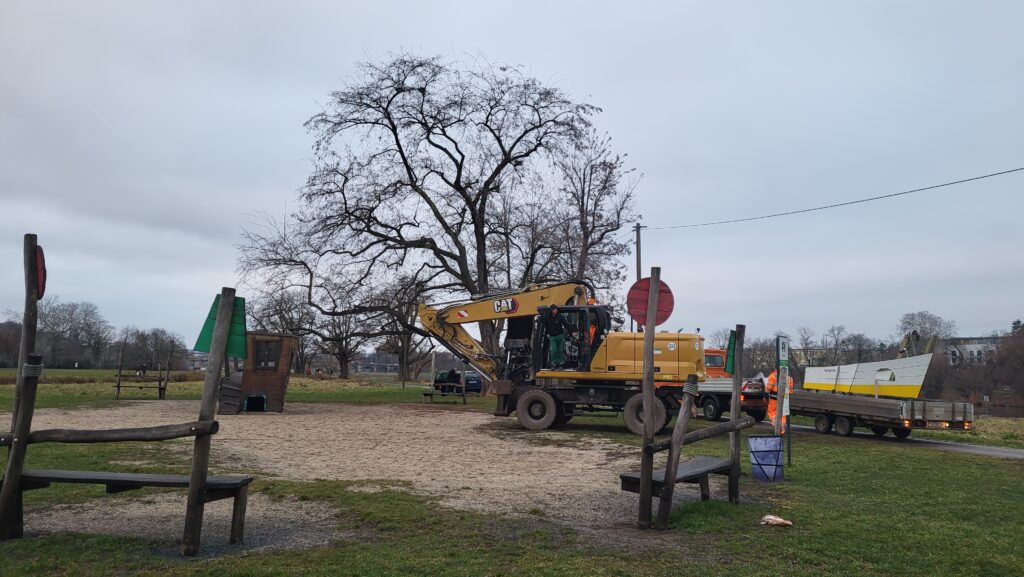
[632,222,644,332]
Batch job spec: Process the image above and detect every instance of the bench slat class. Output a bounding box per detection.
[22,469,252,490]
[620,456,731,495]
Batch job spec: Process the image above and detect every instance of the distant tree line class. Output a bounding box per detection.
[1,296,187,370]
[707,311,1024,401]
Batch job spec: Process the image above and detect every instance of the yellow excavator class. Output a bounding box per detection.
[417,281,706,433]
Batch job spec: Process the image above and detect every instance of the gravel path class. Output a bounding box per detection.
[5,401,714,553]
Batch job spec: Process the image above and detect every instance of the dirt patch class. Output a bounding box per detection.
[4,402,720,545]
[25,493,345,558]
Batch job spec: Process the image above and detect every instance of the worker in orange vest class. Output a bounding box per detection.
[766,370,794,434]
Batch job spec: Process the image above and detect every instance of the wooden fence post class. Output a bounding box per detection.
[9,234,40,435]
[0,354,43,539]
[729,324,745,504]
[114,335,126,399]
[655,373,699,528]
[637,267,661,529]
[180,287,235,556]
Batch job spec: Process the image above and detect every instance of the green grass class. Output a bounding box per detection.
[912,416,1024,449]
[2,424,1021,577]
[1,382,1022,576]
[0,375,481,410]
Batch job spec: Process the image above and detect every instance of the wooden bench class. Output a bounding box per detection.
[113,380,168,400]
[422,389,479,404]
[17,470,253,543]
[620,455,732,501]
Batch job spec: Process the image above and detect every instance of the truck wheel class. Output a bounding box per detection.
[834,416,855,437]
[814,414,833,434]
[892,427,912,439]
[747,410,766,423]
[516,389,558,431]
[623,394,667,436]
[701,396,722,421]
[870,425,888,437]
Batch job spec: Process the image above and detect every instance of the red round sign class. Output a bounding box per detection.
[626,277,674,326]
[35,245,46,300]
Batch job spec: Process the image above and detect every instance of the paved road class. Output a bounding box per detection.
[782,423,1024,459]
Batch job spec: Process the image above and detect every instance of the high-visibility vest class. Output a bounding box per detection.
[766,371,793,395]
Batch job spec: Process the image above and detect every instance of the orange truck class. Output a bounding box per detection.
[698,348,767,422]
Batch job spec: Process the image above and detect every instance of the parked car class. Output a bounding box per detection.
[432,369,483,394]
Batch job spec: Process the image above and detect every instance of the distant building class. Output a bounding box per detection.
[936,336,1002,366]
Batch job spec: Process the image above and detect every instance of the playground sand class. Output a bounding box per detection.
[8,402,724,550]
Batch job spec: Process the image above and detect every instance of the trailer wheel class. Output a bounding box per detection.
[892,427,912,439]
[516,389,558,431]
[747,410,766,423]
[834,416,855,437]
[701,396,723,421]
[814,414,833,434]
[870,425,888,437]
[623,394,667,436]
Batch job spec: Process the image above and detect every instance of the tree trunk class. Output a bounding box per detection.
[397,333,411,383]
[335,352,351,379]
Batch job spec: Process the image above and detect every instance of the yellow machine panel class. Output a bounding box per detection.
[536,332,705,384]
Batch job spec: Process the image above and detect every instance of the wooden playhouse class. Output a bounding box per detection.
[218,332,297,414]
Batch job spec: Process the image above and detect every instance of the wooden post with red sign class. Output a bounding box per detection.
[2,234,45,539]
[637,267,661,528]
[9,234,44,437]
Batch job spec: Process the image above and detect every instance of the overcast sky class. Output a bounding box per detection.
[2,1,1022,345]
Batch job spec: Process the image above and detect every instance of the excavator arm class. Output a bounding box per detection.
[417,282,592,381]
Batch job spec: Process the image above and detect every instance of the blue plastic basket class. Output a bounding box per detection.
[748,435,784,482]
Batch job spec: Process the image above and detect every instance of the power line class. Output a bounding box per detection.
[644,166,1024,231]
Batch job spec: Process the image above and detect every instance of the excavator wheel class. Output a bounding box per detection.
[555,403,575,426]
[516,389,558,431]
[623,394,667,436]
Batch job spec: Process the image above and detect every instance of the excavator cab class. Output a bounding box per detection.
[532,305,611,372]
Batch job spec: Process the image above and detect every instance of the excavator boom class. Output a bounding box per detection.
[417,282,590,380]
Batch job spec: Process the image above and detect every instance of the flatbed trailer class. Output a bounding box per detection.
[789,389,974,438]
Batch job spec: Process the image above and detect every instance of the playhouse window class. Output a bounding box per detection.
[254,340,281,370]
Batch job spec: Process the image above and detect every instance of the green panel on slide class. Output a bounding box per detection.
[193,294,247,358]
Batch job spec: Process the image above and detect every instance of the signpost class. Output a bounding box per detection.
[776,335,792,464]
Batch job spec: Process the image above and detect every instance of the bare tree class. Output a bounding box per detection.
[707,328,732,350]
[822,324,848,365]
[896,311,957,341]
[295,54,596,354]
[11,296,115,368]
[844,333,878,363]
[241,54,635,373]
[548,129,636,287]
[314,315,374,379]
[797,326,816,350]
